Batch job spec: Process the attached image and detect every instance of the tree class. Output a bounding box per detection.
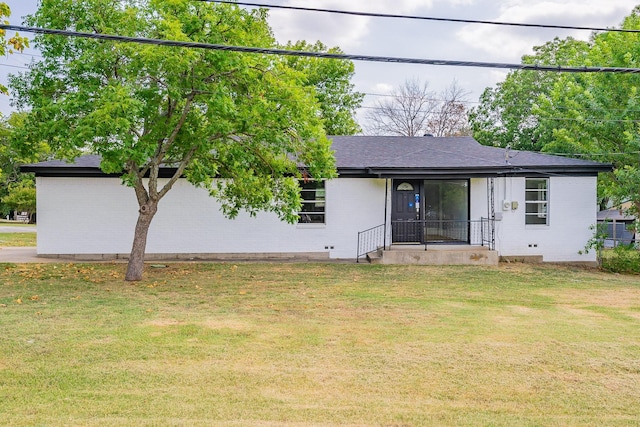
[282,41,363,135]
[365,78,471,137]
[11,0,339,281]
[427,80,471,137]
[0,113,48,217]
[0,1,31,209]
[2,180,36,222]
[539,7,640,214]
[469,6,640,214]
[0,3,29,94]
[469,37,590,151]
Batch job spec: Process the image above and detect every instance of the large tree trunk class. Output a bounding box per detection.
[125,202,158,281]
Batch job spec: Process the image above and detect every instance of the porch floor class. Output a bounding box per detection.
[368,244,498,266]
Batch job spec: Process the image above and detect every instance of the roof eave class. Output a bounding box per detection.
[343,164,612,178]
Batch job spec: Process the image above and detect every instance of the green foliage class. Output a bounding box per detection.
[282,40,363,135]
[579,222,609,266]
[9,0,356,279]
[580,221,640,273]
[469,37,590,151]
[0,113,49,216]
[2,180,36,220]
[0,3,29,94]
[12,0,338,211]
[601,245,640,274]
[470,6,640,211]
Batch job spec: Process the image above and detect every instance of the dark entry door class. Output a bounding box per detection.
[392,180,422,243]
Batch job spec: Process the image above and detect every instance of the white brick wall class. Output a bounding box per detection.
[36,175,598,262]
[36,176,387,259]
[490,176,598,262]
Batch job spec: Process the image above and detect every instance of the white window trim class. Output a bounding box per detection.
[525,178,549,226]
[298,180,326,225]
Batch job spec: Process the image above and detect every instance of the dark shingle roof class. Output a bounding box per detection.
[331,136,611,177]
[22,136,612,177]
[597,208,635,221]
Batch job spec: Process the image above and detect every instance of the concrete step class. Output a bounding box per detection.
[365,247,384,264]
[380,246,498,266]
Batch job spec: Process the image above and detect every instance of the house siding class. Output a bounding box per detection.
[36,176,387,259]
[491,176,597,262]
[35,175,598,263]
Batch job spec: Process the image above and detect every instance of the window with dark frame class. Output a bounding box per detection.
[298,180,325,224]
[525,178,549,225]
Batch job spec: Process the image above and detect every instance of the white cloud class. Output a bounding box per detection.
[372,83,394,94]
[268,0,439,49]
[456,0,638,60]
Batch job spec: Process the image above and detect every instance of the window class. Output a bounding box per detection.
[525,178,549,225]
[396,182,414,191]
[298,180,325,224]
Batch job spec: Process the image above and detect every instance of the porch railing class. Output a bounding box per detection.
[357,224,385,263]
[391,218,495,250]
[480,217,495,250]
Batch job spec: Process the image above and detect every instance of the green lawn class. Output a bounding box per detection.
[0,232,37,246]
[1,262,640,426]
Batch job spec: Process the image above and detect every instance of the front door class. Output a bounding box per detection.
[391,179,470,244]
[391,180,422,243]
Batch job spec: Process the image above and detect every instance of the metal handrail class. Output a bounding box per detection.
[357,224,385,263]
[390,218,495,250]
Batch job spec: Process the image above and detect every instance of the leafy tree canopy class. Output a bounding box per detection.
[0,112,49,217]
[0,3,29,94]
[282,41,363,135]
[2,180,36,222]
[11,0,348,280]
[469,6,640,213]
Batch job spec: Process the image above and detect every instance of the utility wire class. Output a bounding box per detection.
[0,63,30,70]
[3,24,640,74]
[201,0,640,34]
[358,105,640,123]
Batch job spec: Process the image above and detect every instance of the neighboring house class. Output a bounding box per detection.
[22,136,612,265]
[597,207,637,248]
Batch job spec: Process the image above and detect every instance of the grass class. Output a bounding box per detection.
[0,232,37,246]
[1,262,640,426]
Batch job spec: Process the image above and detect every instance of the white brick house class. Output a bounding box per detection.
[23,136,611,264]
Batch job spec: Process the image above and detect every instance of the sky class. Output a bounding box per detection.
[1,0,638,129]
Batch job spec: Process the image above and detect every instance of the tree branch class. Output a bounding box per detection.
[157,145,198,200]
[149,93,196,201]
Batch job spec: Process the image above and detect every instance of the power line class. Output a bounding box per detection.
[364,92,640,115]
[542,151,640,157]
[359,105,640,123]
[2,24,640,74]
[201,0,640,34]
[0,63,30,70]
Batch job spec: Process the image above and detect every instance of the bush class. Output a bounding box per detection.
[601,244,640,274]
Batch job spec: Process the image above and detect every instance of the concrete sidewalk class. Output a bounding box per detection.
[0,225,37,233]
[0,247,57,263]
